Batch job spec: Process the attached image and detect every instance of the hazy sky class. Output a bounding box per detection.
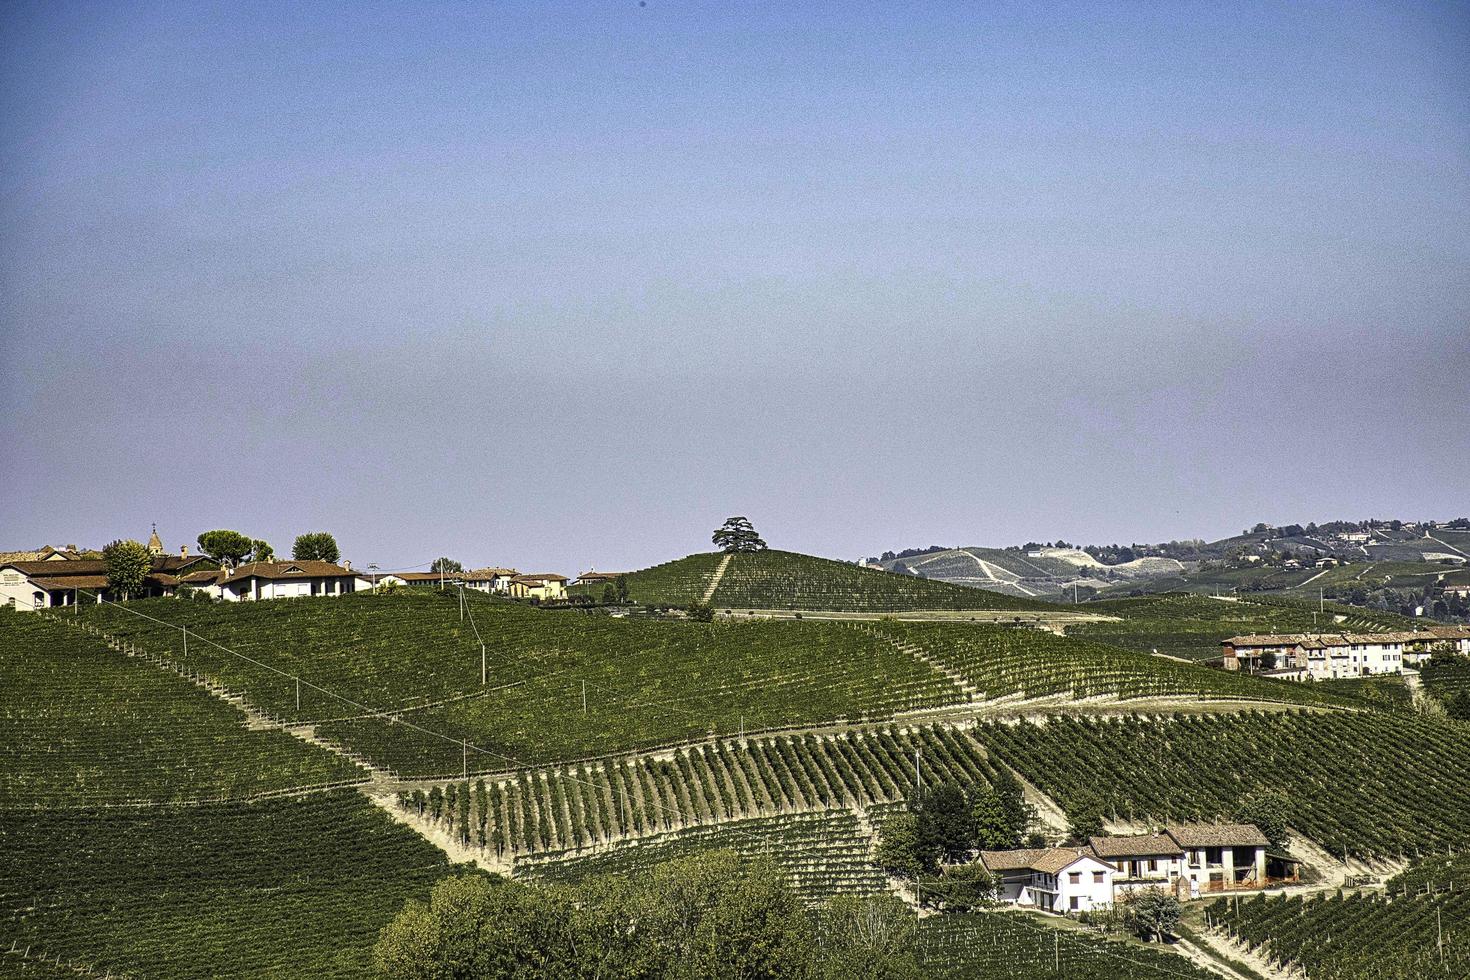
[2,1,1467,573]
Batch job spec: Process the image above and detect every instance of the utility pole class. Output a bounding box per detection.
[582,680,588,717]
[481,643,486,686]
[915,748,922,793]
[1054,932,1059,972]
[459,584,464,622]
[182,626,187,658]
[462,739,467,779]
[369,564,379,589]
[295,677,301,712]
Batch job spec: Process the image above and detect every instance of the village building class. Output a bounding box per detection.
[1166,823,1270,893]
[574,570,631,587]
[1087,833,1188,897]
[213,560,364,602]
[979,848,1116,914]
[508,573,568,602]
[1,534,216,610]
[1222,632,1420,679]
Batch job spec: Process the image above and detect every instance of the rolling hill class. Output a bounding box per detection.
[604,549,1055,611]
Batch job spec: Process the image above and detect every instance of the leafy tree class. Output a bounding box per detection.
[602,583,618,605]
[196,529,255,566]
[1063,796,1107,845]
[930,862,997,913]
[293,532,341,563]
[915,783,975,863]
[712,516,768,552]
[1120,887,1182,942]
[970,770,1033,849]
[1445,691,1470,722]
[102,539,151,600]
[1235,790,1292,853]
[251,539,274,562]
[430,557,463,574]
[685,602,714,622]
[813,894,921,979]
[614,574,630,603]
[875,812,930,878]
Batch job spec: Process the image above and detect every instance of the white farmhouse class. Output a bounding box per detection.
[1087,833,1188,897]
[979,848,1116,914]
[1167,823,1269,893]
[215,561,364,601]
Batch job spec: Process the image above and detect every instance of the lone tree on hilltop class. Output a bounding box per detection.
[197,529,259,567]
[293,532,340,563]
[713,516,767,552]
[102,539,151,600]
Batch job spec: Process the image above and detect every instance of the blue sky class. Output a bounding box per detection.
[2,1,1467,572]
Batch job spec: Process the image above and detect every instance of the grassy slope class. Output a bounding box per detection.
[1070,593,1422,661]
[0,611,363,806]
[569,552,725,605]
[0,791,456,979]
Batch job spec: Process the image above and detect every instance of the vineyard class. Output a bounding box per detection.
[0,612,363,806]
[710,550,1052,611]
[1422,656,1470,707]
[394,725,1004,864]
[1071,593,1420,661]
[515,810,888,904]
[866,621,1338,706]
[0,790,455,979]
[917,912,1215,978]
[1206,887,1470,978]
[980,711,1470,857]
[568,552,725,605]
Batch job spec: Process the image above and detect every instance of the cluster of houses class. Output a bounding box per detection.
[980,823,1286,914]
[0,530,572,610]
[1222,628,1470,680]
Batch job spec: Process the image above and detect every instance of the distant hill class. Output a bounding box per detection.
[607,550,1054,612]
[881,546,1184,600]
[876,518,1470,620]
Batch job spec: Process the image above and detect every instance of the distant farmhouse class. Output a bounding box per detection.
[982,823,1279,913]
[1223,628,1470,679]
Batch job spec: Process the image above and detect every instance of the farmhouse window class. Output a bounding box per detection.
[1069,872,1080,884]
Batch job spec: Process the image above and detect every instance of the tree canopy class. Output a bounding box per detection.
[372,851,919,979]
[102,539,151,599]
[293,532,340,563]
[429,557,463,574]
[712,516,767,552]
[196,530,260,566]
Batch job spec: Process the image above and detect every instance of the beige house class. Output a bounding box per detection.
[214,561,364,602]
[1,552,213,610]
[508,573,568,601]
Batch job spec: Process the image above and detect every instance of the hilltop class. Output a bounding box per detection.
[585,549,1056,612]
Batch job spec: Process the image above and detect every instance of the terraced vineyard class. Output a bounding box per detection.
[918,912,1215,978]
[867,621,1338,706]
[79,592,966,773]
[0,612,363,806]
[0,791,456,979]
[399,725,1004,860]
[1071,593,1422,661]
[515,809,888,904]
[981,712,1470,857]
[1207,887,1470,978]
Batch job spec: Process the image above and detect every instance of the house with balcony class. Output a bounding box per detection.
[1087,833,1188,897]
[979,847,1117,914]
[1167,823,1270,894]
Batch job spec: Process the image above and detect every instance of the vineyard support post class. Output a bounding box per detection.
[582,680,587,717]
[295,677,300,712]
[463,739,467,779]
[481,643,486,686]
[182,626,187,658]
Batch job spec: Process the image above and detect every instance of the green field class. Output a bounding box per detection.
[0,612,363,806]
[0,791,457,979]
[1070,592,1420,661]
[981,711,1470,857]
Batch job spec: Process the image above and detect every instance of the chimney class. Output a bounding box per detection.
[181,545,189,558]
[344,559,352,572]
